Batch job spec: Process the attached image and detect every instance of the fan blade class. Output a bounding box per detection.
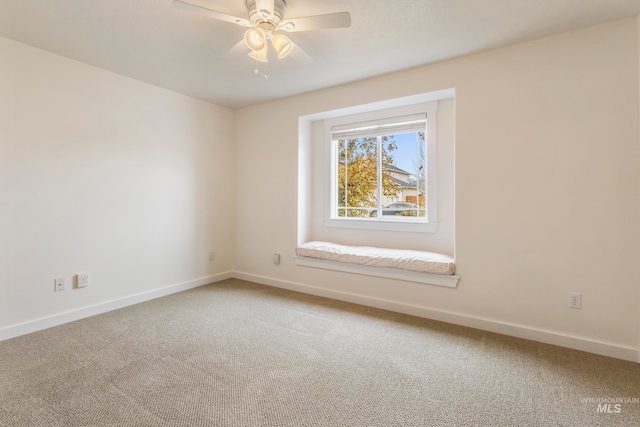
[255,0,275,20]
[279,12,351,32]
[173,0,251,27]
[222,39,249,59]
[288,43,313,64]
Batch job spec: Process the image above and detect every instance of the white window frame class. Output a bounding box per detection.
[324,101,439,233]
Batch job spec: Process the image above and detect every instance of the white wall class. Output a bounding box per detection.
[234,18,640,357]
[0,36,234,332]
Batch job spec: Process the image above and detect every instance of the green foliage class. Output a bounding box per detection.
[337,136,399,216]
[399,209,426,217]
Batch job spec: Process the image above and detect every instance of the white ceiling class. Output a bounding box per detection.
[1,0,639,109]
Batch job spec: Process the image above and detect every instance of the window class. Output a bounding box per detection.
[325,102,438,232]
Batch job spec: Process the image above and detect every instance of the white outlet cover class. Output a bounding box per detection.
[569,292,582,309]
[54,278,64,292]
[76,273,89,288]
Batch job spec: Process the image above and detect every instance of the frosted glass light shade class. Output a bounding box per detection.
[272,34,293,59]
[244,28,265,51]
[248,45,269,62]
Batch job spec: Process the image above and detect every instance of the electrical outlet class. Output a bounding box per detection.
[273,253,281,265]
[569,293,582,309]
[54,278,64,292]
[76,273,89,288]
[209,251,215,261]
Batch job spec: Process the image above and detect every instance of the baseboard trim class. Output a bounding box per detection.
[233,271,640,363]
[0,271,233,342]
[3,270,637,363]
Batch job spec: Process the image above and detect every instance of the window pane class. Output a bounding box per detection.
[336,138,378,218]
[334,130,427,220]
[381,132,426,217]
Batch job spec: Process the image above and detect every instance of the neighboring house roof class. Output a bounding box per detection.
[386,164,415,188]
[385,164,411,174]
[389,176,425,191]
[390,176,411,187]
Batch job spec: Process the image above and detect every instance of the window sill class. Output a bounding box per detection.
[325,218,438,233]
[294,256,459,288]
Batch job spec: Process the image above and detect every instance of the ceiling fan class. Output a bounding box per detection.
[174,0,351,69]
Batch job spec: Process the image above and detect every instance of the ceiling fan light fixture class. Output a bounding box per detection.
[244,28,265,51]
[248,45,269,63]
[176,0,352,73]
[271,34,293,59]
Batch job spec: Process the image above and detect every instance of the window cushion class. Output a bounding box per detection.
[296,241,455,276]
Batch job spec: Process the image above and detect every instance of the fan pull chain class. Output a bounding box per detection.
[264,56,269,80]
[250,46,269,80]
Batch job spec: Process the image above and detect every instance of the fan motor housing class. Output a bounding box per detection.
[246,0,287,25]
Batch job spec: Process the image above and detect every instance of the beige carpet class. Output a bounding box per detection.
[0,278,638,426]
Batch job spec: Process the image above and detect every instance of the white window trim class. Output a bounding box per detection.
[324,217,437,233]
[324,101,439,233]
